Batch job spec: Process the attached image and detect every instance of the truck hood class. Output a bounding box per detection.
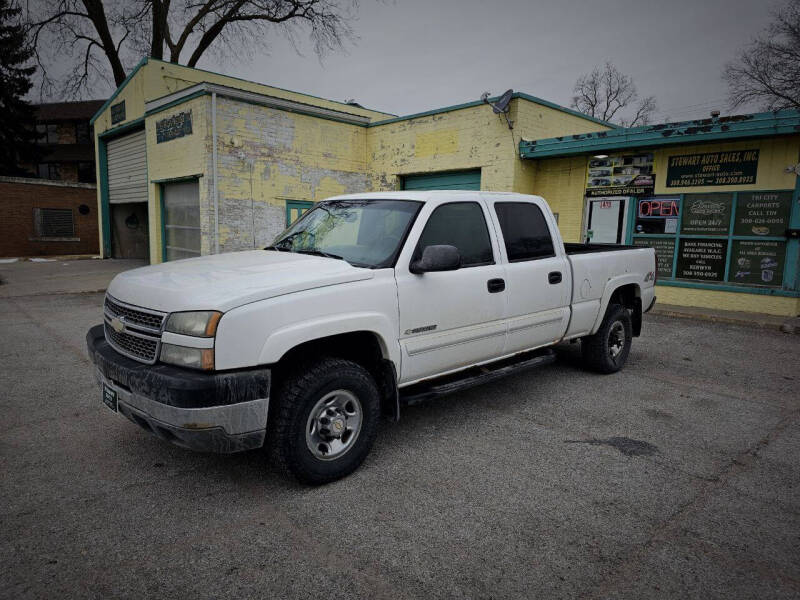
[107,250,374,313]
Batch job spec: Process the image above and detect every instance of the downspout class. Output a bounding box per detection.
[212,91,220,254]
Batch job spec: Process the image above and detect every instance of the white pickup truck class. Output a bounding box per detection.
[87,192,656,483]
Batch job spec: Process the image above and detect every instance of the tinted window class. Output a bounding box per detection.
[495,202,555,261]
[416,202,493,267]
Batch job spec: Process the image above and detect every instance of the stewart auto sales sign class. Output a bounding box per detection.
[585,153,655,197]
[666,149,759,187]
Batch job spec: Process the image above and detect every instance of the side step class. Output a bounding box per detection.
[400,348,557,406]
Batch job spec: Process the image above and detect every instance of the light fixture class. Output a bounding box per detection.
[593,154,609,159]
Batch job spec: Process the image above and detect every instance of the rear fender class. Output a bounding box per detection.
[590,276,642,335]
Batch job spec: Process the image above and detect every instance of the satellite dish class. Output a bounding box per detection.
[481,89,515,129]
[492,89,513,114]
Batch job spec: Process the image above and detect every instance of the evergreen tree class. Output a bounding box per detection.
[0,0,38,177]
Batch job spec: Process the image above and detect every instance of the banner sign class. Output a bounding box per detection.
[666,150,759,187]
[676,238,728,281]
[730,240,785,287]
[633,237,675,279]
[586,153,655,197]
[156,111,193,143]
[681,194,732,235]
[734,191,792,237]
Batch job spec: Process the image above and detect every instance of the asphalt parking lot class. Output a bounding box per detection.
[1,262,798,599]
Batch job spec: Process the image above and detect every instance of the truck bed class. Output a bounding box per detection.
[564,242,639,255]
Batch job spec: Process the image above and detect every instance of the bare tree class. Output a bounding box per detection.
[724,0,800,111]
[571,62,657,127]
[25,0,357,98]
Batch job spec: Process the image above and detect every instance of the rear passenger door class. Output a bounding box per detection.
[395,201,507,383]
[490,200,571,354]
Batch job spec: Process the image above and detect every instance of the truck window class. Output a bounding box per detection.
[494,202,555,261]
[416,202,494,267]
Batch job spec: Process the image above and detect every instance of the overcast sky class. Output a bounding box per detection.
[72,0,782,123]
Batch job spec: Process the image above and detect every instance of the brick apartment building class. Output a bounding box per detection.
[0,100,104,257]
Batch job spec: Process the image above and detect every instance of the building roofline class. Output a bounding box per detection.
[366,92,618,129]
[519,109,800,158]
[90,57,614,132]
[90,56,149,125]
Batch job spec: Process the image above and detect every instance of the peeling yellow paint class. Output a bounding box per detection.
[415,129,459,158]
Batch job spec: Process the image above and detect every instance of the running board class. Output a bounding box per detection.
[400,349,557,406]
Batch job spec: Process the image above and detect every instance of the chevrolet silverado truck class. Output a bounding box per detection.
[87,192,657,484]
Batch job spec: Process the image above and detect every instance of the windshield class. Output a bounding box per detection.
[268,200,423,268]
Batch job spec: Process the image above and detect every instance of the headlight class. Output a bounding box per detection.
[160,343,215,370]
[165,311,222,337]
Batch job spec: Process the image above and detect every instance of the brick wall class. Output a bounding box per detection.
[0,177,99,257]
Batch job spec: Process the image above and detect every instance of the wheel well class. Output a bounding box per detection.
[610,284,643,337]
[270,331,399,421]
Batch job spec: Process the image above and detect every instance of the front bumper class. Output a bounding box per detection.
[86,324,270,453]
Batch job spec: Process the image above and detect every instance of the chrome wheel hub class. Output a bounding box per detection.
[608,321,626,359]
[306,390,362,461]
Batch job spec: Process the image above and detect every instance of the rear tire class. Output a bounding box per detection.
[581,303,632,374]
[269,358,380,485]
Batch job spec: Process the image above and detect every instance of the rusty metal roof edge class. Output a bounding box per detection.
[519,109,800,158]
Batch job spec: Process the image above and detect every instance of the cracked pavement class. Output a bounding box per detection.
[1,284,798,599]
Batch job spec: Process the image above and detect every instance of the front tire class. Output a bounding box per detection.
[269,358,381,485]
[581,303,632,374]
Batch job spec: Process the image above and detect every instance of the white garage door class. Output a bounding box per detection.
[107,130,147,204]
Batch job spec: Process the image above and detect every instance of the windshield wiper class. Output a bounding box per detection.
[295,248,345,261]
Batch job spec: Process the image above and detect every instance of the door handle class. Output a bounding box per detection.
[487,278,505,293]
[548,271,562,284]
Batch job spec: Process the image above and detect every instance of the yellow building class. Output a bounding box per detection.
[91,58,800,316]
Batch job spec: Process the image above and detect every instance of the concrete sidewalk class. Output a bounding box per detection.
[651,302,800,334]
[0,257,145,298]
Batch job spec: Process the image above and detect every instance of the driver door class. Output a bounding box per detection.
[395,200,507,384]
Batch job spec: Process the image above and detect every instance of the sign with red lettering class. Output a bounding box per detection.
[638,198,679,218]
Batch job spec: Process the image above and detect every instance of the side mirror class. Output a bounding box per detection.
[410,245,461,274]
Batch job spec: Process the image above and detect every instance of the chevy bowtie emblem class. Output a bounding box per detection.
[110,316,125,333]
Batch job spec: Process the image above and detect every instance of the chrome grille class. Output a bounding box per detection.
[104,295,165,331]
[103,294,166,364]
[105,323,159,362]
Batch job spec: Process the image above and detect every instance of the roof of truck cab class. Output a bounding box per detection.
[323,191,545,203]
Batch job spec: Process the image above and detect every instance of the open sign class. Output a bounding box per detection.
[638,198,680,219]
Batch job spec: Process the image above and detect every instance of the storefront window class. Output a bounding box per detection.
[631,191,793,290]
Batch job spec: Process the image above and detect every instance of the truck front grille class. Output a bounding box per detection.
[104,323,159,362]
[104,295,165,331]
[103,294,166,364]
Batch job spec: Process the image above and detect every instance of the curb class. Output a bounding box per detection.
[649,307,800,334]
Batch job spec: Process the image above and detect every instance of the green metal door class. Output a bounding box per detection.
[402,170,481,191]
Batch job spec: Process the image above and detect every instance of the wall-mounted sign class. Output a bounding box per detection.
[110,100,126,124]
[586,153,655,197]
[633,237,675,279]
[729,240,785,287]
[156,110,193,143]
[666,150,759,187]
[681,193,732,235]
[734,191,792,237]
[635,196,680,235]
[676,238,728,281]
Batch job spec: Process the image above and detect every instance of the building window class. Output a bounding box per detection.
[78,161,96,183]
[35,208,75,238]
[37,163,61,180]
[285,200,314,227]
[76,122,91,144]
[631,191,793,289]
[36,123,59,144]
